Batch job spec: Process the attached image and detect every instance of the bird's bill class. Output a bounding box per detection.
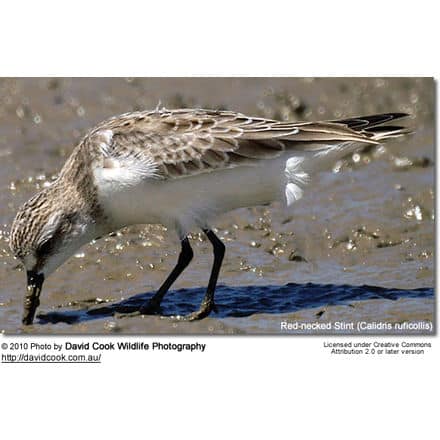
[22,271,45,325]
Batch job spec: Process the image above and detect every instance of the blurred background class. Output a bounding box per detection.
[0,78,434,334]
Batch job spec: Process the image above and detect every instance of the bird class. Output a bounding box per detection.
[9,108,411,325]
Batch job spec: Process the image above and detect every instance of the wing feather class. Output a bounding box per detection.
[86,109,410,180]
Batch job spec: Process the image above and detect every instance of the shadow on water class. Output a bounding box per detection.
[36,283,434,325]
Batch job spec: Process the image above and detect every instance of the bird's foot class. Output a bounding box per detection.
[174,299,217,321]
[114,296,163,319]
[139,299,162,315]
[114,305,161,319]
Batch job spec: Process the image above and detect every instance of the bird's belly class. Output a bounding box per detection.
[98,157,287,232]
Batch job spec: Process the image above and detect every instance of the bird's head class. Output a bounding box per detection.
[10,189,94,325]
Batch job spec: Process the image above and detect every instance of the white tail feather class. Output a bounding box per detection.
[284,156,310,207]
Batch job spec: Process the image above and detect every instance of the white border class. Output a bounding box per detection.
[1,1,438,439]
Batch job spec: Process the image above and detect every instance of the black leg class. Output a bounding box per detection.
[180,229,225,321]
[140,237,193,314]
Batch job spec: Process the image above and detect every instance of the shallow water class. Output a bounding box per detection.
[0,77,435,334]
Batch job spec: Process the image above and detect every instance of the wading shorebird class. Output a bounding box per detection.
[10,108,411,325]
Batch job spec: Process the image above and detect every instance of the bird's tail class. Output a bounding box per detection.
[283,112,412,207]
[329,112,412,141]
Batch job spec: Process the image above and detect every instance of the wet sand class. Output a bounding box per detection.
[0,78,435,334]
